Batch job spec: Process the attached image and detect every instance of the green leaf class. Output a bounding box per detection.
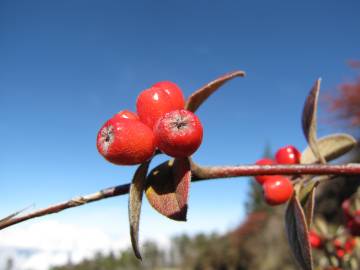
[185,70,245,112]
[128,161,150,260]
[285,194,313,270]
[301,79,325,164]
[301,133,357,164]
[301,184,317,227]
[145,158,191,221]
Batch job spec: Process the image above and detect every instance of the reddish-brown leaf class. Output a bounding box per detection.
[145,158,191,221]
[301,79,325,164]
[128,161,150,260]
[185,70,245,112]
[285,194,313,270]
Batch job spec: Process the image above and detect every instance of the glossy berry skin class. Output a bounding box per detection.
[254,158,277,185]
[275,145,301,165]
[97,117,156,165]
[152,81,185,108]
[113,110,139,121]
[309,230,323,249]
[154,109,203,158]
[136,82,185,129]
[263,176,293,206]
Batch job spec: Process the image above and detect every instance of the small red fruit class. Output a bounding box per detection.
[254,158,277,185]
[136,82,185,128]
[344,237,356,253]
[347,219,360,236]
[97,117,156,165]
[152,81,185,108]
[154,109,203,158]
[113,110,139,121]
[336,249,345,258]
[333,239,342,250]
[263,176,294,206]
[309,230,323,249]
[275,145,301,164]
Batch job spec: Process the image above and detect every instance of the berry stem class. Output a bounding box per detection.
[1,163,360,230]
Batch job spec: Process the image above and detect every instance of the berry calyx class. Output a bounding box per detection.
[254,158,278,185]
[154,109,203,158]
[113,110,139,121]
[136,82,185,129]
[97,117,156,165]
[263,176,294,206]
[275,145,301,164]
[309,230,323,249]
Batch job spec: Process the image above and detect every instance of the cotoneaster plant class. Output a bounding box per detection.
[275,145,301,165]
[154,109,203,158]
[136,81,186,129]
[96,116,156,165]
[1,71,360,270]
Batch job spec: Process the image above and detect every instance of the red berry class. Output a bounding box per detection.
[308,230,323,249]
[333,239,342,249]
[254,158,278,185]
[136,82,185,128]
[113,110,139,121]
[97,117,156,165]
[347,219,360,236]
[344,237,356,253]
[263,176,294,206]
[152,81,185,108]
[336,249,345,258]
[154,109,203,158]
[275,145,301,164]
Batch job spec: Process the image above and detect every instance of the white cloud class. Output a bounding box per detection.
[0,220,130,270]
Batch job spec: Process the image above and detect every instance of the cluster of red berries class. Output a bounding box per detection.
[342,199,360,236]
[309,230,356,258]
[255,145,300,205]
[96,81,203,165]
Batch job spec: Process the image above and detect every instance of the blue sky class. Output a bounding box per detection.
[0,0,360,263]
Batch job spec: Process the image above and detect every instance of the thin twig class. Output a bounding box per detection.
[1,163,360,231]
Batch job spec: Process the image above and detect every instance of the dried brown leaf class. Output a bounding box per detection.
[129,161,150,260]
[185,70,245,112]
[145,158,191,221]
[301,79,326,164]
[285,194,313,270]
[301,133,357,164]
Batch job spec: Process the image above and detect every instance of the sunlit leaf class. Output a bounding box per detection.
[185,70,245,112]
[301,79,325,164]
[128,161,150,260]
[145,158,191,221]
[285,194,313,270]
[301,133,357,164]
